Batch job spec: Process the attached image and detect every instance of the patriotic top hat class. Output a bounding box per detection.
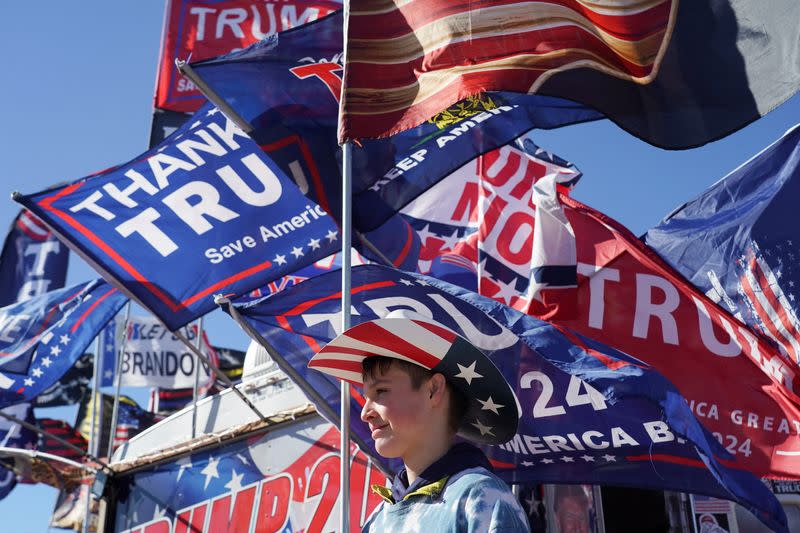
[308,310,519,445]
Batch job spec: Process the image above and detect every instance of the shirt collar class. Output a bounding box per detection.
[390,442,492,502]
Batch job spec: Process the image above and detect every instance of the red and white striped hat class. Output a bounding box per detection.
[308,310,519,445]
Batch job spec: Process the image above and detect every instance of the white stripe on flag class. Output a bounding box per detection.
[743,262,800,362]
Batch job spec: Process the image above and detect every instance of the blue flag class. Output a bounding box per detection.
[645,124,800,366]
[189,10,602,232]
[0,210,68,307]
[0,279,126,407]
[0,403,36,500]
[15,107,339,331]
[222,265,786,532]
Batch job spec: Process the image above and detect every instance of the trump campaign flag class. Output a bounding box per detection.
[187,10,602,230]
[15,107,339,331]
[0,279,126,408]
[645,125,800,365]
[156,0,341,113]
[338,0,800,148]
[0,210,68,307]
[400,138,800,480]
[221,265,787,531]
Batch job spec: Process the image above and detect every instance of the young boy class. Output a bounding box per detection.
[309,311,530,532]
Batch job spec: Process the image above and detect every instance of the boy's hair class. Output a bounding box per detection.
[362,356,469,433]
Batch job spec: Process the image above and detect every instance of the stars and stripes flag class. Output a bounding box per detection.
[646,125,800,367]
[76,392,159,457]
[221,264,787,532]
[36,418,88,462]
[338,0,677,140]
[0,279,126,409]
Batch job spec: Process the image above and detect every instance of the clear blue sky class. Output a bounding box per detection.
[0,2,799,531]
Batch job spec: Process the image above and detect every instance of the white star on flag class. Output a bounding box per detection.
[225,469,245,496]
[326,230,338,242]
[478,396,503,415]
[455,361,483,385]
[560,456,574,463]
[439,229,461,251]
[207,107,221,116]
[541,458,554,464]
[602,454,616,462]
[273,254,287,266]
[416,224,438,246]
[471,419,494,436]
[235,453,250,466]
[399,279,415,286]
[308,238,321,250]
[291,246,304,258]
[580,455,595,462]
[492,276,522,305]
[104,370,113,380]
[59,335,70,345]
[50,345,61,357]
[201,456,220,490]
[415,279,429,286]
[176,456,192,482]
[521,461,534,467]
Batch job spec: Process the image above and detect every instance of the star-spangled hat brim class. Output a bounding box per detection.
[308,314,519,445]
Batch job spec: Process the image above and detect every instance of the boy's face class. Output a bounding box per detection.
[360,362,432,459]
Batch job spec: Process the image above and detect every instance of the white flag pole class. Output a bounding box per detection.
[107,301,131,457]
[83,333,102,533]
[191,317,204,439]
[339,1,353,530]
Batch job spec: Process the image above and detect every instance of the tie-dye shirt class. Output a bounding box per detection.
[363,466,530,532]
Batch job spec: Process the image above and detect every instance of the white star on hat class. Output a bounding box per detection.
[41,357,52,368]
[455,361,483,385]
[471,419,494,436]
[32,368,42,378]
[23,378,34,387]
[478,396,504,415]
[59,335,70,345]
[50,345,61,357]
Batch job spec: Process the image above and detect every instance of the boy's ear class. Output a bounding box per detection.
[428,373,447,403]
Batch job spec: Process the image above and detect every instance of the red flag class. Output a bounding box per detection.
[339,0,677,140]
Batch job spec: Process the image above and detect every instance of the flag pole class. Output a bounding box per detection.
[107,301,131,457]
[83,334,102,533]
[190,317,204,439]
[339,1,353,529]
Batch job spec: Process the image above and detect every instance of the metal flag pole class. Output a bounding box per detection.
[339,1,353,530]
[190,317,204,439]
[107,301,131,457]
[83,333,103,533]
[171,326,268,422]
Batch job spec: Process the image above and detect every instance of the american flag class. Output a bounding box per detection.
[339,0,677,140]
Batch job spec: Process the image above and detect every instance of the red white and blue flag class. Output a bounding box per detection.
[15,107,339,331]
[0,279,126,408]
[338,0,678,140]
